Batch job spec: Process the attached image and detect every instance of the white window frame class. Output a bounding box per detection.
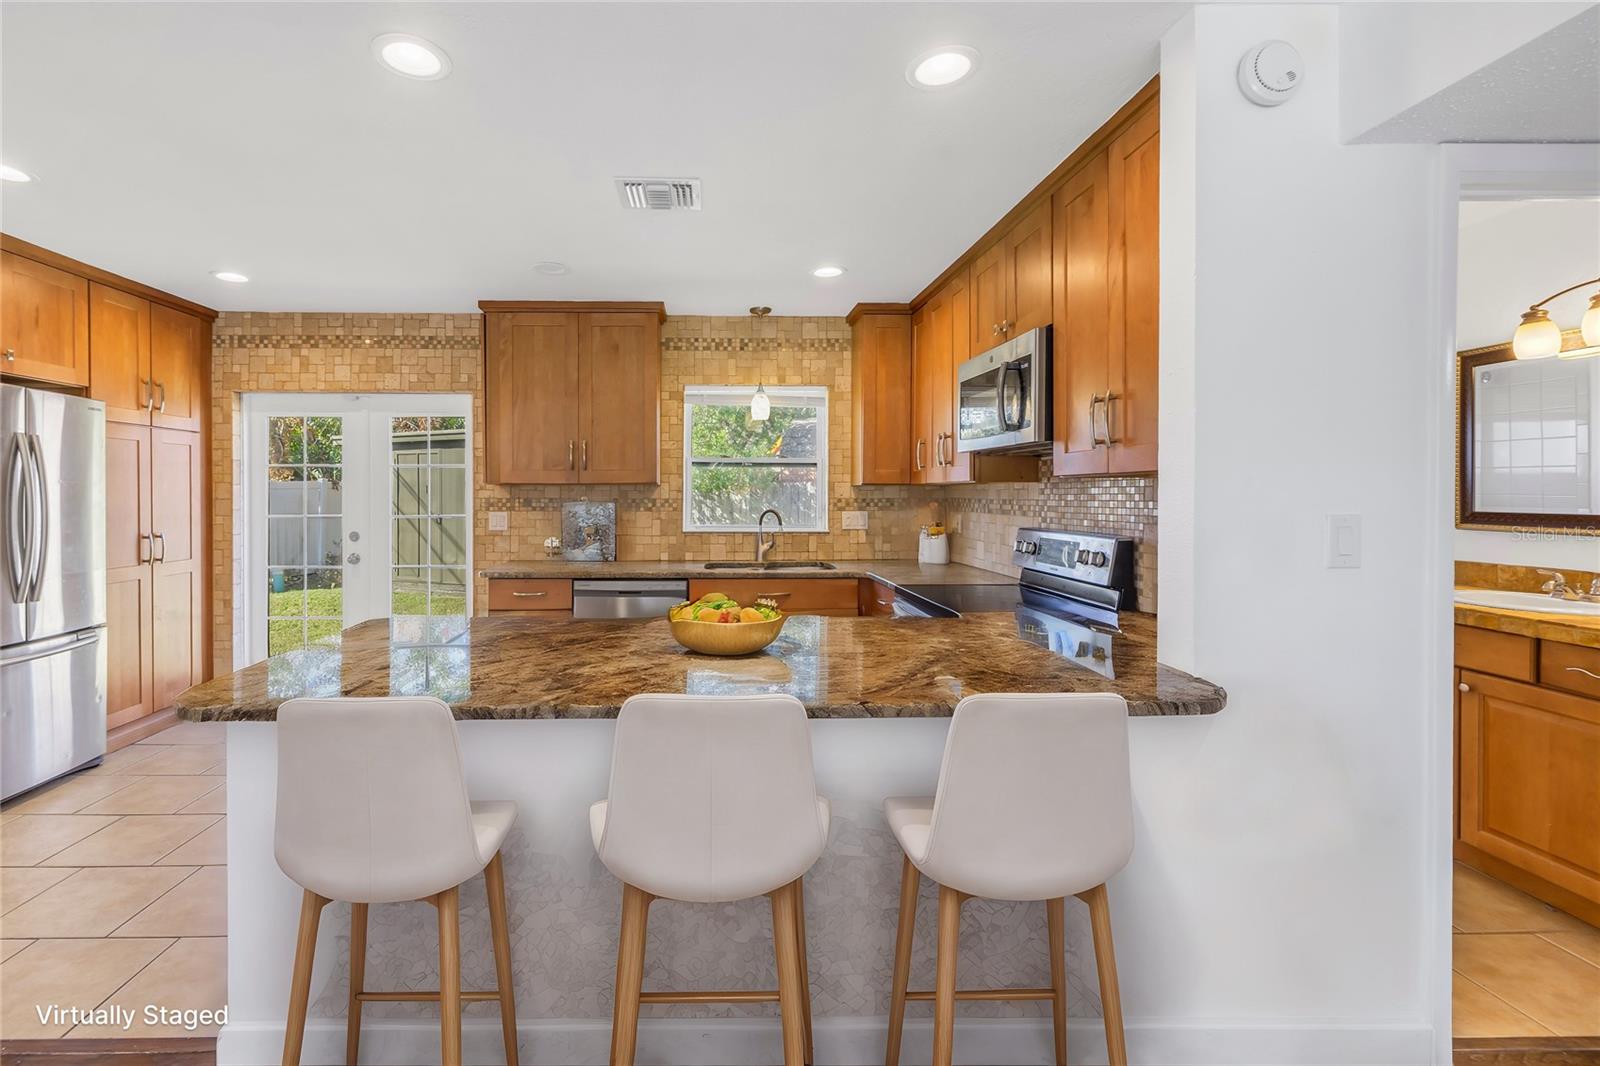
[682,384,829,533]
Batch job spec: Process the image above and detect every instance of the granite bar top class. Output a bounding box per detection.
[175,611,1226,722]
[479,559,1018,587]
[1454,592,1600,649]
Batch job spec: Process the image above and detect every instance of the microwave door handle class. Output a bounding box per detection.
[5,434,28,603]
[998,363,1024,431]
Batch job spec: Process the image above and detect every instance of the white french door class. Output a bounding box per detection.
[241,393,473,665]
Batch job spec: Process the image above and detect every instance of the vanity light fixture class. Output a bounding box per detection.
[1510,276,1600,359]
[906,46,979,89]
[812,266,845,279]
[372,33,451,80]
[0,164,34,183]
[212,270,249,284]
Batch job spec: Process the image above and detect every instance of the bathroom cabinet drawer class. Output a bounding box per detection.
[1454,625,1537,682]
[487,579,573,612]
[1540,641,1600,699]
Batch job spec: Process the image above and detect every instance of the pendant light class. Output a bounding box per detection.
[1510,276,1600,359]
[748,306,773,421]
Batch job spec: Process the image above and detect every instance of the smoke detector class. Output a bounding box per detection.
[616,178,702,211]
[1238,40,1302,107]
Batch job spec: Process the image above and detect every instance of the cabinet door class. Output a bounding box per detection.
[968,241,1008,353]
[1052,153,1111,477]
[932,271,973,483]
[484,312,582,483]
[1106,102,1160,474]
[150,429,206,710]
[1005,200,1052,337]
[150,304,208,432]
[686,578,859,616]
[104,423,155,729]
[851,314,913,485]
[89,284,153,425]
[1458,670,1600,909]
[578,313,660,483]
[1,251,90,387]
[910,305,935,484]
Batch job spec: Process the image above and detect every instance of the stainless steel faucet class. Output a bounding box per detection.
[1538,570,1600,601]
[756,508,783,563]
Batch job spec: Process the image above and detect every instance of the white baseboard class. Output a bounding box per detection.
[216,1015,1435,1066]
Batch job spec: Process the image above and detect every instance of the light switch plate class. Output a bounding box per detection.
[841,510,868,531]
[1326,513,1361,568]
[488,511,509,532]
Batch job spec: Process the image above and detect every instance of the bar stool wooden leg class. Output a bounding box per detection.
[931,885,963,1066]
[1046,897,1068,1066]
[436,886,463,1066]
[484,852,520,1066]
[611,884,652,1066]
[1078,883,1127,1066]
[792,878,814,1066]
[884,856,919,1066]
[283,889,329,1066]
[346,902,368,1066]
[771,881,808,1066]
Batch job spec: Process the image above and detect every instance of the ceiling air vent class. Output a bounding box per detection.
[616,177,701,211]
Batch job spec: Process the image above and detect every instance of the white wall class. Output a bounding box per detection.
[1455,199,1600,568]
[1158,5,1440,1060]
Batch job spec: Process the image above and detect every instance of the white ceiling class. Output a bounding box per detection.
[0,2,1184,316]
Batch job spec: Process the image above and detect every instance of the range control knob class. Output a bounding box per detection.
[1014,539,1026,553]
[1026,542,1040,554]
[1090,551,1109,567]
[1076,549,1091,564]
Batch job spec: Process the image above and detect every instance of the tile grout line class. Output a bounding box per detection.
[1535,931,1600,972]
[105,865,206,938]
[1453,968,1556,1037]
[148,813,225,864]
[62,935,181,1040]
[16,813,126,867]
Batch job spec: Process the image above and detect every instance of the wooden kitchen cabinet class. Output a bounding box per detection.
[105,423,155,729]
[1,250,90,386]
[686,578,859,616]
[150,304,208,432]
[967,202,1052,352]
[1105,102,1160,473]
[487,579,575,613]
[859,578,897,616]
[849,308,913,486]
[89,284,153,424]
[482,303,662,485]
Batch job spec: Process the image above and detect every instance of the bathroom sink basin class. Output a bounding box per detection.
[701,561,839,571]
[1454,589,1600,617]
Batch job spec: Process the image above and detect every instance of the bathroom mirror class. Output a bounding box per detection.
[1458,333,1600,532]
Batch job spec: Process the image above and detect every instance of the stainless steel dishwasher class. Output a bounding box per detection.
[571,580,689,619]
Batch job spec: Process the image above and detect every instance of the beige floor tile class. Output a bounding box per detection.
[138,722,226,745]
[2,865,74,912]
[202,762,226,776]
[1452,970,1554,1037]
[1,815,121,866]
[3,866,195,938]
[1542,927,1600,968]
[41,815,218,867]
[80,746,170,777]
[1454,932,1600,1035]
[1453,864,1593,934]
[1,775,147,816]
[114,867,225,938]
[155,819,226,866]
[67,937,226,1038]
[2,939,33,961]
[128,745,225,776]
[0,937,172,1037]
[177,786,225,815]
[79,776,221,816]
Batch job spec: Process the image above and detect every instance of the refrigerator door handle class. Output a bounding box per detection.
[5,433,28,603]
[0,627,100,667]
[25,433,49,603]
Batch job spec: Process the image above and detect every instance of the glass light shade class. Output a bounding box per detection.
[1512,309,1562,359]
[750,385,771,422]
[1583,294,1600,347]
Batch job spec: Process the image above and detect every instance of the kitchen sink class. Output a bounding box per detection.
[701,561,839,570]
[1454,588,1600,617]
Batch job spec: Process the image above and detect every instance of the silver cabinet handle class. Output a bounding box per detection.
[581,440,589,470]
[510,591,548,598]
[141,378,154,411]
[138,533,153,564]
[914,438,926,471]
[1089,393,1107,446]
[1104,391,1119,444]
[1458,682,1470,693]
[155,381,167,413]
[568,440,575,470]
[991,323,1001,336]
[944,433,957,465]
[153,532,166,562]
[3,348,14,362]
[933,432,945,466]
[24,433,47,601]
[1565,667,1600,681]
[4,433,27,602]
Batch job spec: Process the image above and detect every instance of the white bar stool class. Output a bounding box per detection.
[590,694,831,1066]
[274,696,520,1066]
[883,693,1134,1066]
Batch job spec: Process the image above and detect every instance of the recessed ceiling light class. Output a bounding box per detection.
[212,271,249,284]
[372,33,451,80]
[907,46,979,89]
[533,261,570,276]
[812,266,845,279]
[0,164,34,183]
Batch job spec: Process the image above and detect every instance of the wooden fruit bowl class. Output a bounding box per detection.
[668,615,786,656]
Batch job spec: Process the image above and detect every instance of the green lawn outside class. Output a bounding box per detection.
[266,587,467,655]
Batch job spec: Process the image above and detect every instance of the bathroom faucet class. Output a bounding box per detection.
[1538,570,1600,601]
[756,508,783,563]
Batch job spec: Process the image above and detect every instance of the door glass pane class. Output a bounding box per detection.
[306,467,343,514]
[263,415,343,656]
[390,415,470,621]
[430,517,468,565]
[267,518,305,566]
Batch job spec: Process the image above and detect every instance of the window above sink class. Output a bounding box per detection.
[683,385,829,533]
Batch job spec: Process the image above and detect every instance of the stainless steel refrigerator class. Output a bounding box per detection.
[2,384,107,801]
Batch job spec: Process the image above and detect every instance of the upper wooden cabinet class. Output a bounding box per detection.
[150,304,208,432]
[849,307,913,485]
[1051,97,1159,477]
[967,201,1052,352]
[90,286,209,430]
[482,303,663,485]
[1,250,90,386]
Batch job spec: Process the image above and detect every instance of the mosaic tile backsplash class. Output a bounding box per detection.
[210,312,1157,669]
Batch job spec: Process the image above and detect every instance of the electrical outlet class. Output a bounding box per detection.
[488,511,509,532]
[841,510,868,531]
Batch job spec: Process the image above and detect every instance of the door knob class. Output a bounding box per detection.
[346,552,361,565]
[348,530,360,542]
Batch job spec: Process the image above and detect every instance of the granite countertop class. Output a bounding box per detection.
[479,559,1017,587]
[1454,590,1600,649]
[175,611,1226,722]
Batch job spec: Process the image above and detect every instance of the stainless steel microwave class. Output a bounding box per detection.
[955,326,1050,453]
